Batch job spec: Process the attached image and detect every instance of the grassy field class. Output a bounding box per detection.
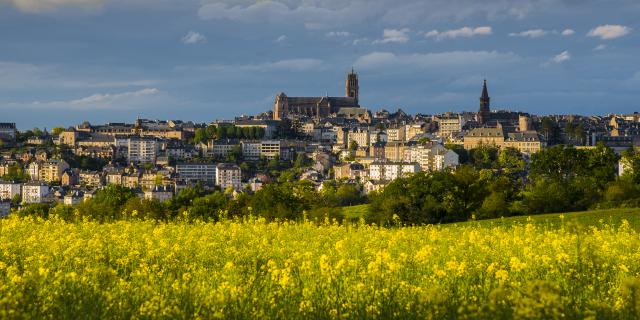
[1,212,640,319]
[342,204,640,229]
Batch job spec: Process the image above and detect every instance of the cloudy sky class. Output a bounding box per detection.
[0,0,638,129]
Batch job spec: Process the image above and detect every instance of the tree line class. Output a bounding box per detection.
[13,144,640,226]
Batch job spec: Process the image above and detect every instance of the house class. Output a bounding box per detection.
[334,163,367,180]
[0,181,21,200]
[64,190,85,206]
[123,173,141,189]
[61,169,79,186]
[216,163,241,191]
[106,172,124,186]
[364,180,387,194]
[201,139,240,158]
[247,177,264,192]
[0,200,10,217]
[79,171,103,187]
[144,185,174,202]
[22,183,49,204]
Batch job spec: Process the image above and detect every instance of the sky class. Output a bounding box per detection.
[0,0,638,129]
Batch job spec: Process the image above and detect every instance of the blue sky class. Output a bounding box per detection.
[0,0,638,129]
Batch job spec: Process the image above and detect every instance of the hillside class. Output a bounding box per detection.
[342,204,640,229]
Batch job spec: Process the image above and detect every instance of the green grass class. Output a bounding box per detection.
[467,208,640,230]
[341,204,640,230]
[341,204,370,219]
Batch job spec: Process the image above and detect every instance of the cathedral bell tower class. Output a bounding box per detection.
[478,79,491,125]
[346,68,359,104]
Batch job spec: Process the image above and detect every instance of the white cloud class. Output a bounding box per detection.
[509,29,547,38]
[5,0,104,12]
[372,28,410,44]
[354,50,518,70]
[5,88,161,110]
[593,44,607,51]
[424,26,492,40]
[276,35,287,42]
[587,24,631,39]
[326,31,351,37]
[197,0,588,28]
[551,50,571,63]
[561,29,575,36]
[181,31,206,44]
[352,37,369,45]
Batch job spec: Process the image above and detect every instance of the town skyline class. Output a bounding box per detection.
[1,0,638,129]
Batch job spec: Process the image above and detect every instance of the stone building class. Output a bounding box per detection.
[274,70,360,120]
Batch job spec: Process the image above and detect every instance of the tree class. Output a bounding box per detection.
[250,182,308,220]
[539,117,561,145]
[469,146,498,169]
[75,185,136,221]
[121,197,168,221]
[348,140,359,151]
[367,167,486,226]
[498,148,525,176]
[193,128,207,144]
[51,127,65,136]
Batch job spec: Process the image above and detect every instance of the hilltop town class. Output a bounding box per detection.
[0,71,638,216]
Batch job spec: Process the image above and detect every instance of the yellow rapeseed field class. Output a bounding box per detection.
[1,215,639,319]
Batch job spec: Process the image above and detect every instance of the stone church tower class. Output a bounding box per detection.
[346,68,359,103]
[477,79,491,125]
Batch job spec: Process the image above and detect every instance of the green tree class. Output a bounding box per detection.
[51,127,65,136]
[75,185,136,221]
[348,140,359,151]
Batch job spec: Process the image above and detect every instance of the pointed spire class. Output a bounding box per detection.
[481,79,489,100]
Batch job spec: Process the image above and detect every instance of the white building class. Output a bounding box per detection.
[0,181,21,200]
[22,183,49,204]
[216,163,242,191]
[127,137,159,164]
[27,162,40,181]
[404,143,459,172]
[176,163,216,184]
[433,147,459,171]
[241,141,262,160]
[369,161,420,181]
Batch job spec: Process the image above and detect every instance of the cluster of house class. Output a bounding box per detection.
[2,75,640,214]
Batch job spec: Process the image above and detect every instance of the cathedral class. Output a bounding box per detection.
[273,69,360,120]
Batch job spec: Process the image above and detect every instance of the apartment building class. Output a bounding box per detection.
[369,161,420,181]
[22,183,49,204]
[39,159,70,183]
[216,163,242,191]
[127,137,159,164]
[0,181,21,200]
[435,114,465,138]
[176,163,216,184]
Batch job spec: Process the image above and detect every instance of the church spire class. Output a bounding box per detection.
[478,79,491,125]
[481,79,489,100]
